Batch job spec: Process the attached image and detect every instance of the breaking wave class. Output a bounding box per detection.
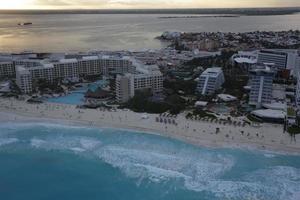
[1,122,300,200]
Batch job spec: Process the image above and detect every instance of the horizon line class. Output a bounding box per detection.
[1,7,300,11]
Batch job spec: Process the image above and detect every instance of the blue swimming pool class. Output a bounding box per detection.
[47,80,107,105]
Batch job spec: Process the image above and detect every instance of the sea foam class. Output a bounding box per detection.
[2,123,300,200]
[0,138,19,147]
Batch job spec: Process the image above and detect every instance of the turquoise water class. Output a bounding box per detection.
[0,122,300,200]
[47,80,106,105]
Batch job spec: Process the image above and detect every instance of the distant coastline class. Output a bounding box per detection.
[0,7,299,16]
[158,15,240,19]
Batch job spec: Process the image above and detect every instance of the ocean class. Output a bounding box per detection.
[0,122,299,200]
[0,13,300,52]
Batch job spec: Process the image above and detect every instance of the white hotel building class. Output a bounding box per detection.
[257,49,300,75]
[197,67,225,96]
[53,59,79,81]
[16,66,33,94]
[9,53,163,97]
[257,50,288,71]
[116,73,135,103]
[29,64,55,82]
[115,60,163,103]
[248,65,275,108]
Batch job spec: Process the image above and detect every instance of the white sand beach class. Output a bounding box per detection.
[0,98,299,154]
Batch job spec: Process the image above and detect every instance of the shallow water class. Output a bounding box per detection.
[0,13,300,52]
[0,122,300,200]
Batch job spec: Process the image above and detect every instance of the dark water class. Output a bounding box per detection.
[0,13,299,52]
[0,122,300,200]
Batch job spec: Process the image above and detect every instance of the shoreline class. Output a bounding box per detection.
[0,98,299,155]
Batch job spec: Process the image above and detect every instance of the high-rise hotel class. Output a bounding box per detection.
[197,67,225,96]
[248,65,275,108]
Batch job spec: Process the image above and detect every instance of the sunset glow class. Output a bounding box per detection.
[0,0,299,9]
[0,0,31,9]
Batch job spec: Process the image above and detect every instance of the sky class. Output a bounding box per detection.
[0,0,299,9]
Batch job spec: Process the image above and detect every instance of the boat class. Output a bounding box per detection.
[18,22,33,26]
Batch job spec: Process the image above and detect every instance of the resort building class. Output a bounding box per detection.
[53,59,79,82]
[133,62,163,93]
[197,67,225,96]
[248,65,275,108]
[28,64,55,82]
[0,61,15,78]
[116,73,135,103]
[16,66,33,94]
[295,72,300,109]
[115,60,163,103]
[77,56,104,77]
[257,50,288,71]
[2,52,163,97]
[101,55,134,75]
[14,59,43,68]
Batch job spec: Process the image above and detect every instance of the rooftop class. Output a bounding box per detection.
[251,109,286,119]
[201,67,223,77]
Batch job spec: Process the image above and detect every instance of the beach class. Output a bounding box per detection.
[0,97,299,154]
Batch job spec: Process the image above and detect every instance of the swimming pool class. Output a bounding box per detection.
[46,80,107,105]
[209,103,233,114]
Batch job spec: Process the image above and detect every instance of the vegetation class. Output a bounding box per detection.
[187,109,217,119]
[287,125,300,135]
[35,79,64,94]
[183,50,248,99]
[7,80,22,95]
[83,75,102,82]
[223,70,248,99]
[123,90,186,114]
[164,79,197,95]
[287,107,296,117]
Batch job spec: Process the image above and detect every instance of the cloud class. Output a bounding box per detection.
[33,0,110,7]
[24,0,300,9]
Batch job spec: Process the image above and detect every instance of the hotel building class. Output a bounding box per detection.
[10,53,162,97]
[0,61,15,78]
[29,64,55,82]
[197,67,225,96]
[115,60,163,103]
[101,55,134,75]
[248,65,275,108]
[16,66,33,94]
[257,50,288,71]
[116,73,135,103]
[53,59,79,82]
[77,56,104,76]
